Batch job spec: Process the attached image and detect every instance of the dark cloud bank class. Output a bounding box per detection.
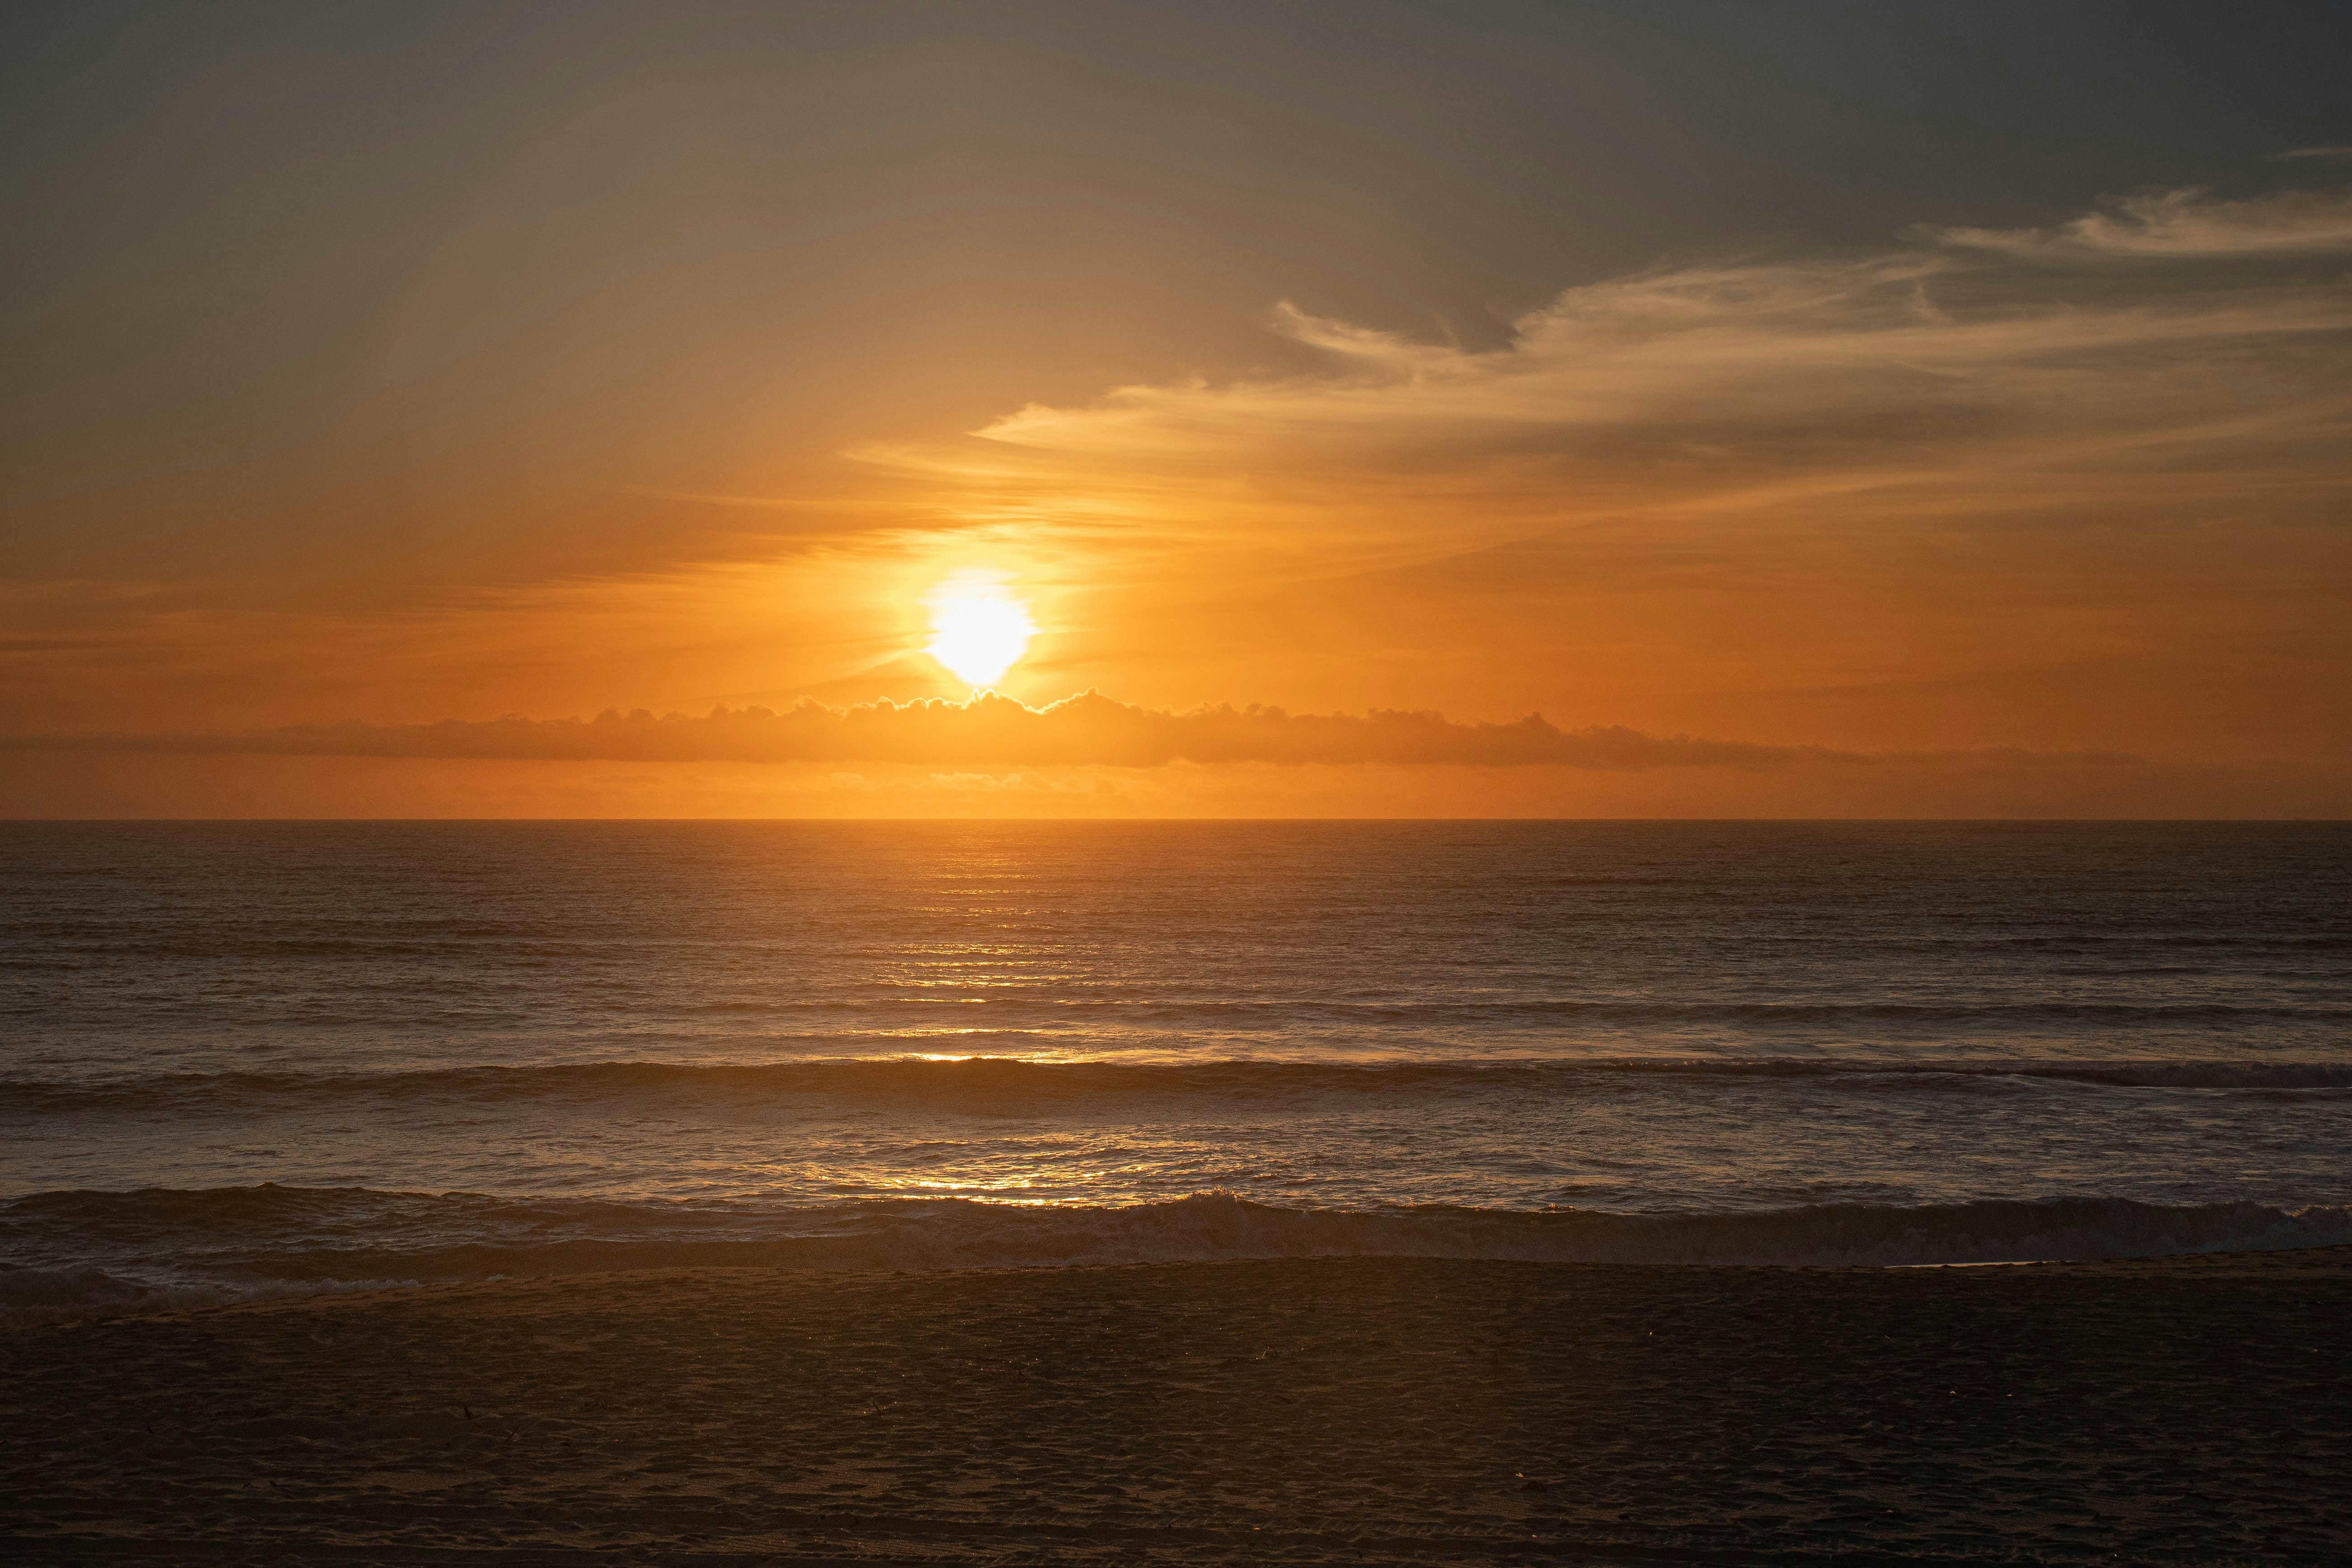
[13,692,2134,772]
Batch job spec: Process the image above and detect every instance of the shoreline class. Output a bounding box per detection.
[5,1249,2347,1564]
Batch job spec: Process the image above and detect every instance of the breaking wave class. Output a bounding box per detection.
[6,1185,2348,1323]
[0,1263,385,1327]
[7,1055,2350,1114]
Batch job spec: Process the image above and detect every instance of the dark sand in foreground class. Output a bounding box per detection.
[4,1250,2348,1566]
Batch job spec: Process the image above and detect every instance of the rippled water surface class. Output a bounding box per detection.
[4,821,2349,1309]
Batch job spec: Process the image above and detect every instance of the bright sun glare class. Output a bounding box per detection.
[925,577,1035,688]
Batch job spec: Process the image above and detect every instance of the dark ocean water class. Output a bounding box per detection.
[3,820,2349,1318]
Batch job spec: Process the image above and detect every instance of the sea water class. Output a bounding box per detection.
[4,820,2348,1315]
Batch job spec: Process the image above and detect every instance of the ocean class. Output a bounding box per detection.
[5,820,2349,1319]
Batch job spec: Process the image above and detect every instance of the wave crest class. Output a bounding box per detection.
[6,1054,2349,1114]
[6,1187,2348,1322]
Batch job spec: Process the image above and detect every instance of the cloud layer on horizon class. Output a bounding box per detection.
[9,691,2136,772]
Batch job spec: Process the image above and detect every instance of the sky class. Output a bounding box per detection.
[5,0,2350,817]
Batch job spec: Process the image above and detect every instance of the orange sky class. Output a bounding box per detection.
[5,4,2350,817]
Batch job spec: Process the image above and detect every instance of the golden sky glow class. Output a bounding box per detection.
[3,5,2349,817]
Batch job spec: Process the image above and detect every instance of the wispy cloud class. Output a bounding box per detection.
[1,691,2136,772]
[848,185,2352,600]
[1927,186,2352,258]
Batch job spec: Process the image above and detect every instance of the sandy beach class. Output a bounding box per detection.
[3,1248,2347,1566]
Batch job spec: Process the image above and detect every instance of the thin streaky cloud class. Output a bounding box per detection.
[1928,186,2352,258]
[857,189,2352,594]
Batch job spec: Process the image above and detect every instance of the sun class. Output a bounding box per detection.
[924,576,1036,688]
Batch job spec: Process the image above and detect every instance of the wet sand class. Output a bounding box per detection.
[3,1249,2348,1566]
